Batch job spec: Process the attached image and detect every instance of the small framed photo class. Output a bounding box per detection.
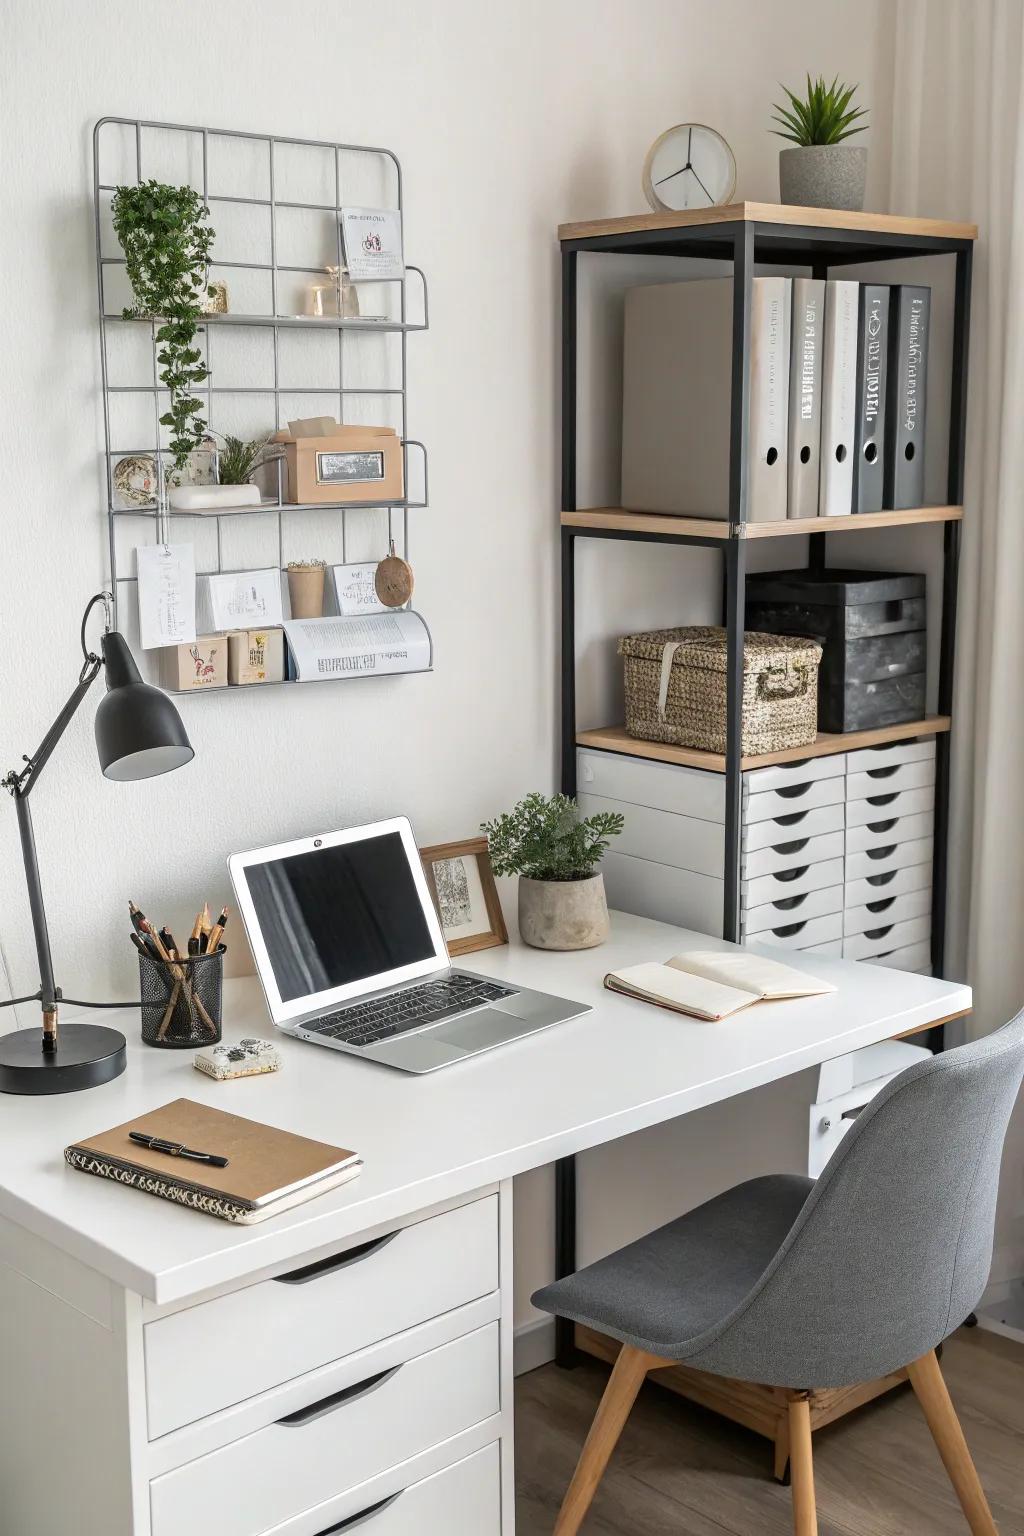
[420,836,508,957]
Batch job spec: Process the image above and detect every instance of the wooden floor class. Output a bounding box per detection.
[515,1328,1024,1535]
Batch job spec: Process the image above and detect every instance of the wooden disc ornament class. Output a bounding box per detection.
[374,540,414,607]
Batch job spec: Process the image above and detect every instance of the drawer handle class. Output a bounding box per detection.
[314,1493,402,1533]
[865,925,894,941]
[866,846,897,861]
[772,892,808,913]
[866,765,900,779]
[275,1230,399,1285]
[772,920,807,938]
[774,866,809,882]
[774,810,809,827]
[775,782,812,800]
[866,792,898,807]
[866,896,896,914]
[867,819,897,834]
[278,1365,401,1427]
[866,870,897,888]
[773,837,809,856]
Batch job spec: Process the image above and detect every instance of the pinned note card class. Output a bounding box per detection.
[136,544,196,650]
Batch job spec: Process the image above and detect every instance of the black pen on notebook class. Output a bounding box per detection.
[128,1131,229,1168]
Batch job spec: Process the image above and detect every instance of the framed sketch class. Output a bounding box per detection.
[420,836,508,957]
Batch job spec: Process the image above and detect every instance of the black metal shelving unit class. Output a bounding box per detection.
[554,204,976,1366]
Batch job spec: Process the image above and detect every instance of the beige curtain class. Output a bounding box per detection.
[890,0,1024,1288]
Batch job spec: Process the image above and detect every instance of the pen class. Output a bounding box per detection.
[128,1131,229,1168]
[188,910,205,958]
[206,906,229,955]
[200,903,212,953]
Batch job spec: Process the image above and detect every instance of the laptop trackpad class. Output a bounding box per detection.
[433,1008,539,1053]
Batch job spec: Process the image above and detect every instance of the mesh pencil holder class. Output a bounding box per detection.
[138,947,224,1049]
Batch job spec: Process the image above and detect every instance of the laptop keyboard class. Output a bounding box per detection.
[304,975,518,1048]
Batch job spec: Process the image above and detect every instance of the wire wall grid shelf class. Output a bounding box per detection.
[93,115,430,688]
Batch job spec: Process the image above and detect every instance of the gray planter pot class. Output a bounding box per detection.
[518,873,610,951]
[779,144,867,212]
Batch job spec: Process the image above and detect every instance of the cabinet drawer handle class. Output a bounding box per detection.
[774,866,809,882]
[314,1492,402,1533]
[865,925,894,941]
[866,792,898,807]
[866,870,897,888]
[867,819,897,834]
[275,1230,399,1285]
[772,892,808,913]
[867,765,900,779]
[278,1365,401,1427]
[866,896,896,914]
[772,920,807,938]
[773,837,809,856]
[774,810,809,828]
[775,782,813,800]
[866,846,897,861]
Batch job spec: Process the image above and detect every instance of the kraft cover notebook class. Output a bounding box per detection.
[65,1098,362,1225]
[605,950,835,1021]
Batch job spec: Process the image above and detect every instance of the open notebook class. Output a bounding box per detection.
[605,950,835,1021]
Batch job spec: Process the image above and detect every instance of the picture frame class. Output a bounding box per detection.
[420,836,508,957]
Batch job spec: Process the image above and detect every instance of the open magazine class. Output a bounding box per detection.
[605,949,835,1022]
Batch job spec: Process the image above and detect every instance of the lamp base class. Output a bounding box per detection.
[0,1022,127,1094]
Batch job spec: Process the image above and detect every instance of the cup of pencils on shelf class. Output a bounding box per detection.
[130,901,229,1048]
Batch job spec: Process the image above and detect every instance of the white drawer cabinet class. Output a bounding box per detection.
[146,1195,498,1438]
[578,792,724,877]
[741,884,843,936]
[149,1324,500,1536]
[577,748,725,821]
[601,849,724,936]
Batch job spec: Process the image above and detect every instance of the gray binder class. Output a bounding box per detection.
[884,285,930,509]
[853,284,890,513]
[787,278,825,519]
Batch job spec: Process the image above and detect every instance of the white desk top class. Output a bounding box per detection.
[0,912,969,1304]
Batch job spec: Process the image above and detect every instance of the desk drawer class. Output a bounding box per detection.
[743,754,846,793]
[149,1323,499,1536]
[145,1196,497,1439]
[304,1443,502,1536]
[742,857,845,910]
[845,837,932,883]
[577,748,724,821]
[741,884,842,936]
[845,810,932,854]
[846,738,936,773]
[601,850,724,937]
[742,830,844,880]
[844,860,931,908]
[578,792,724,877]
[846,758,936,801]
[845,784,935,827]
[843,915,930,961]
[756,911,843,951]
[743,777,845,823]
[844,885,932,936]
[743,801,844,852]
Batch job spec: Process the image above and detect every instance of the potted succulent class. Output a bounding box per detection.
[772,75,868,212]
[112,181,214,471]
[481,792,623,951]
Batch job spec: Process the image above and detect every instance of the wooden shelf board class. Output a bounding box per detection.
[561,507,963,540]
[558,202,978,244]
[576,718,951,774]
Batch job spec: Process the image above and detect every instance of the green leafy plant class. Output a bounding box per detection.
[215,432,273,486]
[112,180,214,470]
[482,793,623,882]
[771,75,868,146]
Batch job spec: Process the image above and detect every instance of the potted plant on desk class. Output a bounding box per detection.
[481,792,623,951]
[772,74,868,211]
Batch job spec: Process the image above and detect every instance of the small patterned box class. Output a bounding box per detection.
[194,1037,282,1081]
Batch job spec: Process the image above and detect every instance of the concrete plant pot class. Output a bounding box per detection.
[518,873,610,952]
[779,144,867,212]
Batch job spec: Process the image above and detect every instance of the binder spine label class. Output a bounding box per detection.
[787,278,824,519]
[885,285,930,509]
[854,286,889,513]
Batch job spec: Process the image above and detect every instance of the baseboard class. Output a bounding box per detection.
[514,1316,556,1376]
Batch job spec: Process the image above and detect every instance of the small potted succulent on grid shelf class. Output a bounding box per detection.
[481,792,623,951]
[772,74,869,212]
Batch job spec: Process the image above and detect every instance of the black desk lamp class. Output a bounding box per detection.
[0,592,194,1094]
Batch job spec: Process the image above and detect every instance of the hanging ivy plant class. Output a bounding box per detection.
[112,180,214,470]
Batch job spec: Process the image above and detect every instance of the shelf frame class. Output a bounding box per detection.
[555,206,975,1366]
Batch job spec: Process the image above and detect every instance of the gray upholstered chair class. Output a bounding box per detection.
[533,1011,1024,1536]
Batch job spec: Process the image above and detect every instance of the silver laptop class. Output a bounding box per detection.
[228,817,590,1073]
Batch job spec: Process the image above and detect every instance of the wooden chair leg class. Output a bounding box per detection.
[787,1392,818,1536]
[773,1412,791,1484]
[907,1350,999,1536]
[553,1344,669,1536]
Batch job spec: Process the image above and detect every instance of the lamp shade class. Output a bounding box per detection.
[96,631,194,782]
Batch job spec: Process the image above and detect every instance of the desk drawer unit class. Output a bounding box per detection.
[149,1323,500,1536]
[145,1195,498,1438]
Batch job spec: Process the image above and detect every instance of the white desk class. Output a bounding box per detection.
[0,912,970,1536]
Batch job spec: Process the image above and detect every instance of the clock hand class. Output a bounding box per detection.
[654,164,692,188]
[689,163,715,203]
[687,126,692,162]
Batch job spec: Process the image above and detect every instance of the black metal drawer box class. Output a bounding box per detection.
[746,568,926,734]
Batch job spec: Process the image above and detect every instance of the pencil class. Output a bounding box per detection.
[200,903,212,954]
[206,906,229,955]
[188,910,205,958]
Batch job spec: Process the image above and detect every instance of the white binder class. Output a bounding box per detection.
[817,279,859,517]
[787,277,825,518]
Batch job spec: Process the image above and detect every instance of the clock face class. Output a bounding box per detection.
[643,124,737,212]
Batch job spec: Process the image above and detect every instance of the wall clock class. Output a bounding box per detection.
[642,123,737,212]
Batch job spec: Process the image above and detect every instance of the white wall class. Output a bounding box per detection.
[0,0,895,1328]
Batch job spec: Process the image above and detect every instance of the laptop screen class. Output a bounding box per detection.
[243,830,438,1004]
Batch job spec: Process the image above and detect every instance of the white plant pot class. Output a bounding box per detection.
[518,873,610,952]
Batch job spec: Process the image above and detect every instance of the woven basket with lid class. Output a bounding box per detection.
[618,626,822,756]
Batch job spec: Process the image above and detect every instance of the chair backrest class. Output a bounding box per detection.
[685,1011,1024,1388]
